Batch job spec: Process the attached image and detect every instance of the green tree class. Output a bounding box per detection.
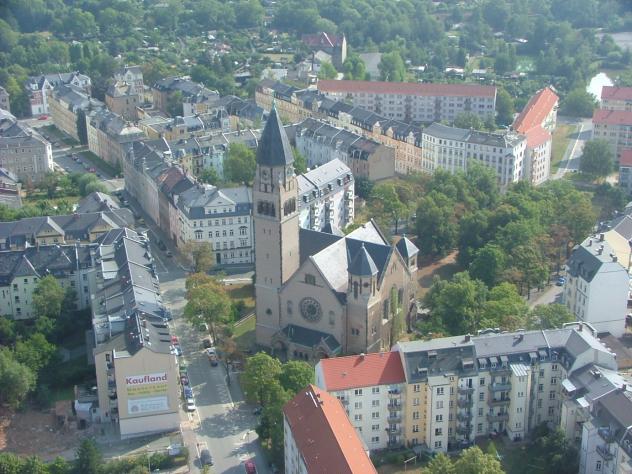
[14,333,57,374]
[528,304,574,329]
[343,53,367,80]
[33,275,65,320]
[370,183,408,234]
[75,438,102,474]
[480,282,529,331]
[355,177,373,199]
[292,147,307,174]
[318,61,338,80]
[416,192,458,256]
[182,241,215,273]
[199,168,220,185]
[183,273,231,341]
[84,181,109,196]
[453,112,485,130]
[224,143,256,184]
[256,382,292,466]
[453,446,504,474]
[279,360,314,394]
[0,452,23,473]
[424,452,456,474]
[560,89,597,117]
[579,139,615,177]
[242,352,282,405]
[496,88,515,126]
[378,51,406,81]
[0,349,36,408]
[470,243,507,288]
[166,90,183,117]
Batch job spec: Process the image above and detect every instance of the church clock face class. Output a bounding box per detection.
[300,297,322,322]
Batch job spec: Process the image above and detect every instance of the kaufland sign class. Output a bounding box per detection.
[125,372,169,415]
[125,373,168,385]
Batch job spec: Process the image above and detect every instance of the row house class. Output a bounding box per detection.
[297,158,354,232]
[293,118,395,181]
[105,81,141,121]
[87,109,145,168]
[113,65,144,98]
[152,76,218,116]
[421,123,527,189]
[255,80,324,124]
[25,72,91,117]
[317,79,497,124]
[0,109,53,183]
[49,85,104,142]
[139,111,230,141]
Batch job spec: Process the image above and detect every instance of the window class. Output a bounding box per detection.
[552,364,558,371]
[372,387,380,394]
[437,387,444,395]
[413,397,420,406]
[551,377,557,385]
[517,391,524,398]
[354,402,362,409]
[372,424,380,432]
[412,411,420,420]
[434,441,442,449]
[354,389,363,396]
[412,424,419,433]
[538,384,544,392]
[413,384,420,392]
[354,414,362,421]
[435,414,443,422]
[549,391,556,400]
[517,407,523,413]
[548,406,554,416]
[537,399,543,408]
[436,401,443,409]
[372,400,379,407]
[479,392,485,401]
[477,423,483,433]
[596,460,602,471]
[372,412,379,419]
[479,378,485,386]
[435,428,442,436]
[371,436,380,443]
[305,274,316,285]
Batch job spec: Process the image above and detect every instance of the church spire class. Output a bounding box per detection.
[256,105,294,167]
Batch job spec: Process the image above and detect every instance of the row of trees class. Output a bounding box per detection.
[423,446,504,474]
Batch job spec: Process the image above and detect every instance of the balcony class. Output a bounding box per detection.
[456,425,472,435]
[388,427,402,436]
[458,386,475,394]
[491,365,512,375]
[598,427,616,444]
[388,390,402,399]
[457,412,472,422]
[488,397,511,407]
[387,403,402,412]
[387,414,402,424]
[489,382,512,392]
[487,413,509,423]
[457,398,473,408]
[596,445,614,461]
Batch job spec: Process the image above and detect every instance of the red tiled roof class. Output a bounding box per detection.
[512,87,559,134]
[592,109,632,126]
[318,352,405,391]
[302,32,344,48]
[620,149,632,167]
[601,86,632,101]
[283,385,377,474]
[525,125,552,148]
[318,79,497,98]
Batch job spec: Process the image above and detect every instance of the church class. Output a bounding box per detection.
[254,106,419,360]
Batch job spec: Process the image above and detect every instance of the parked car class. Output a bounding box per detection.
[200,449,213,466]
[556,276,566,286]
[207,348,218,366]
[202,338,212,349]
[38,115,48,120]
[180,375,189,386]
[186,398,196,411]
[166,250,173,258]
[174,346,183,357]
[244,460,257,473]
[183,387,193,399]
[171,335,179,344]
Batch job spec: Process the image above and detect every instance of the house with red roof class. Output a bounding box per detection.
[511,87,559,185]
[315,352,406,450]
[301,32,347,69]
[283,384,377,474]
[601,86,632,111]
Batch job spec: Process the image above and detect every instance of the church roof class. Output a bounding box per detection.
[282,324,342,354]
[255,105,294,167]
[348,243,378,276]
[396,235,419,259]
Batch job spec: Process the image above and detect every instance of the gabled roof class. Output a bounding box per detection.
[283,385,377,474]
[318,79,497,98]
[396,235,418,260]
[348,243,378,276]
[318,352,405,391]
[512,87,559,134]
[602,86,632,101]
[593,109,632,126]
[255,105,294,167]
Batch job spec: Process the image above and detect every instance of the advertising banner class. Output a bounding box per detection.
[125,372,169,415]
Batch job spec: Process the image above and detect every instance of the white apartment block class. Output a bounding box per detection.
[592,109,632,159]
[315,352,406,451]
[297,159,354,232]
[564,233,629,337]
[317,80,496,124]
[421,123,527,188]
[25,72,91,117]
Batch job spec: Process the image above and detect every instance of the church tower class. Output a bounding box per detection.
[254,105,300,347]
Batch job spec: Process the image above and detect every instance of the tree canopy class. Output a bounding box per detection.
[579,139,615,177]
[224,143,256,185]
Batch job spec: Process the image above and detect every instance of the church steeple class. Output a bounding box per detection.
[256,105,294,167]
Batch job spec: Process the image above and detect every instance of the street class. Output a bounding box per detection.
[553,118,593,179]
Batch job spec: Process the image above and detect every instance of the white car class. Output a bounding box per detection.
[186,398,196,411]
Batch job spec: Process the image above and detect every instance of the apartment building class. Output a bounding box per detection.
[49,85,104,142]
[139,111,230,141]
[592,109,632,160]
[293,118,396,181]
[152,76,218,116]
[564,233,629,337]
[620,150,632,194]
[0,210,133,250]
[25,72,91,117]
[113,65,144,98]
[315,352,407,451]
[87,109,145,168]
[601,86,632,111]
[283,384,377,474]
[0,87,10,112]
[297,159,354,232]
[105,82,141,120]
[255,80,323,124]
[75,192,120,214]
[176,183,254,265]
[512,87,559,185]
[421,123,527,188]
[317,80,497,124]
[0,109,53,183]
[0,243,96,319]
[92,228,179,439]
[0,167,22,209]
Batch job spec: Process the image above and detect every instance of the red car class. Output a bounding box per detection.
[244,460,257,474]
[38,115,48,120]
[171,335,179,344]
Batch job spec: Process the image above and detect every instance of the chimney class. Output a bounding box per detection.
[359,353,365,360]
[464,334,471,342]
[578,323,583,332]
[588,239,592,246]
[623,383,628,392]
[613,255,618,262]
[600,233,605,242]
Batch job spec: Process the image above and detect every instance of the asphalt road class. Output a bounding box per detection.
[553,118,593,179]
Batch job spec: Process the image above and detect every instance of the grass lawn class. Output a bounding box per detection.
[22,193,81,208]
[551,124,578,170]
[226,283,255,317]
[42,125,78,146]
[233,315,256,353]
[79,150,119,177]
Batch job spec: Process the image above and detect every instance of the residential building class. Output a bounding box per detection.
[317,80,497,123]
[219,95,266,129]
[254,106,419,357]
[87,109,145,168]
[176,183,254,265]
[113,65,144,98]
[255,81,323,124]
[0,243,96,319]
[49,85,104,141]
[293,118,396,181]
[601,86,632,111]
[297,159,354,232]
[0,87,10,112]
[139,111,230,141]
[301,32,347,69]
[25,72,91,117]
[564,233,629,337]
[75,192,120,214]
[105,82,141,120]
[512,87,559,185]
[315,352,407,450]
[421,123,527,188]
[0,109,54,182]
[592,109,632,160]
[0,168,22,208]
[156,166,195,244]
[619,149,632,194]
[283,384,377,474]
[152,76,218,116]
[92,228,179,439]
[0,210,133,250]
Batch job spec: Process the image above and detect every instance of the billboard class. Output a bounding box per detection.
[125,372,169,415]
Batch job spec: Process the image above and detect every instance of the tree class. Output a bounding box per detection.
[355,177,373,199]
[76,109,88,145]
[41,172,60,199]
[279,360,314,394]
[379,51,406,82]
[318,61,338,80]
[579,139,615,177]
[75,438,102,474]
[32,275,65,320]
[453,112,484,130]
[166,90,183,117]
[343,54,367,80]
[242,352,282,405]
[0,349,36,408]
[84,181,109,196]
[182,241,215,273]
[470,243,507,288]
[480,282,529,331]
[183,274,231,341]
[199,167,220,185]
[424,452,456,474]
[560,89,597,117]
[370,183,409,234]
[496,88,515,126]
[528,304,574,329]
[14,333,57,374]
[292,147,307,174]
[416,191,458,256]
[224,143,256,184]
[453,446,504,474]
